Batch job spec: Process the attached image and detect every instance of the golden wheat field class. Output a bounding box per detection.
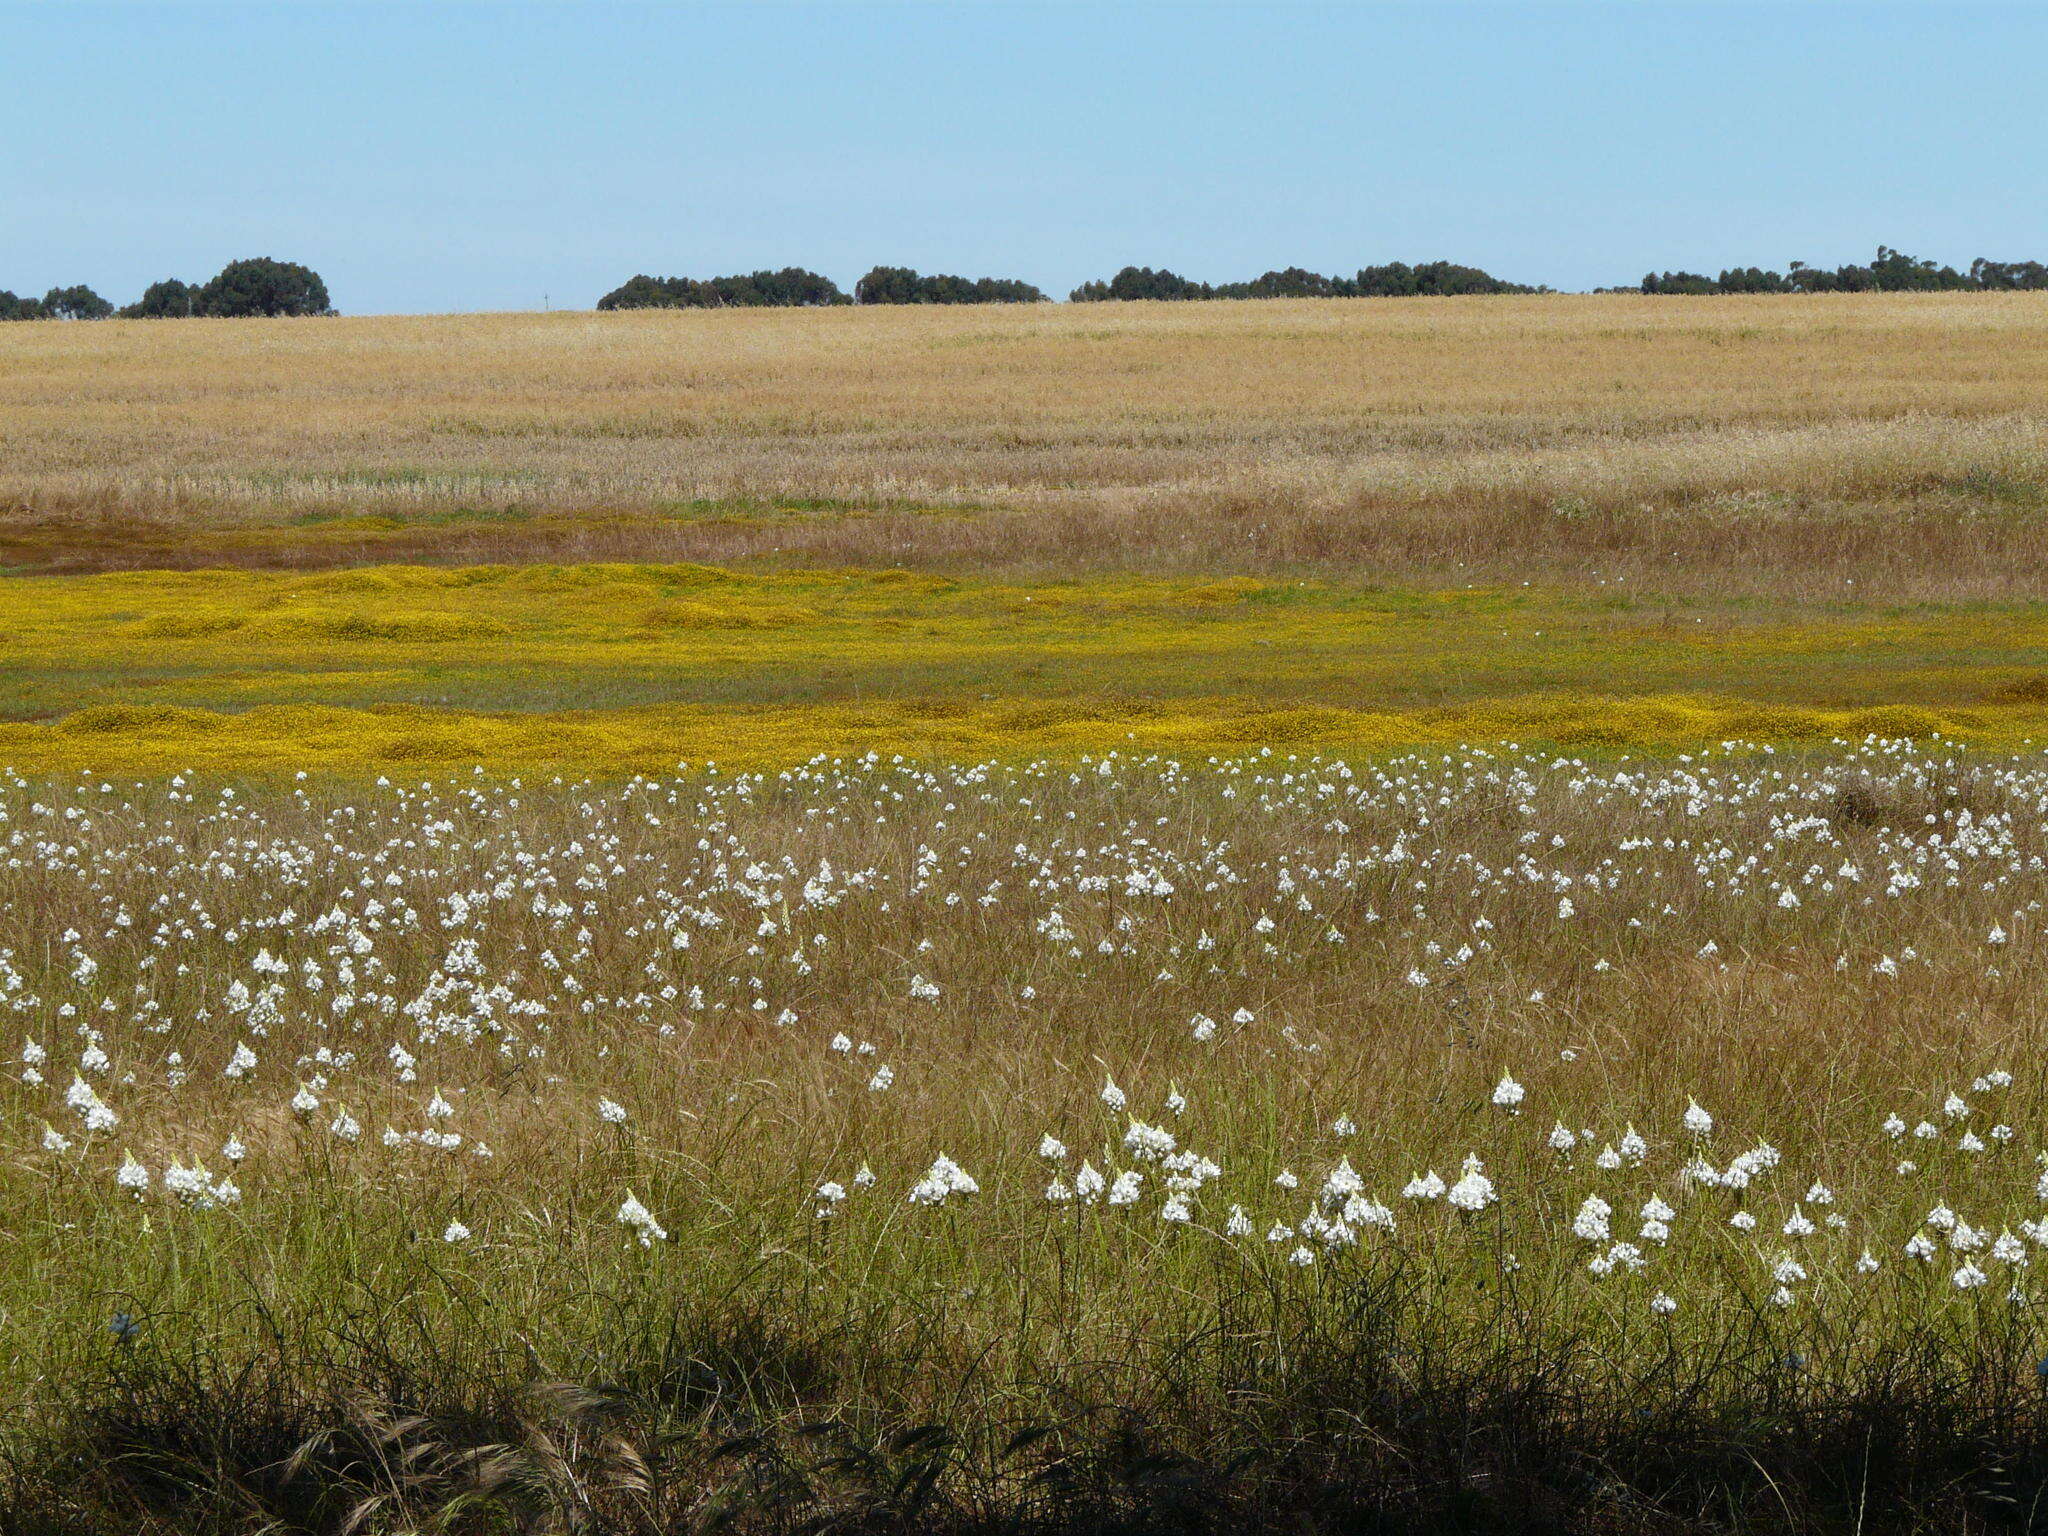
[10,297,2048,1534]
[6,293,2048,600]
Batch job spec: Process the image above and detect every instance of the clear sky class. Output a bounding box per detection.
[8,1,2046,313]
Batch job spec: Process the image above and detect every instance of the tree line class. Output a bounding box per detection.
[13,247,2046,321]
[597,260,1535,309]
[598,247,2048,310]
[1069,261,1541,301]
[597,266,1048,309]
[853,267,1045,305]
[0,258,332,321]
[1635,247,2048,295]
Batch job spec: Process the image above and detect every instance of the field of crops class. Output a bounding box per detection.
[7,297,2048,1533]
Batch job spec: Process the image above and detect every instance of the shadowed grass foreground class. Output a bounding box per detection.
[7,747,2048,1532]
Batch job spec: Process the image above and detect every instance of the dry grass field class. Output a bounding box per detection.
[5,294,2048,599]
[10,297,2048,1534]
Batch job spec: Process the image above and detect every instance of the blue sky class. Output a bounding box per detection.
[8,1,2046,313]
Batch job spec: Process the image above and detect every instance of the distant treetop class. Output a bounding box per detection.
[0,258,333,321]
[597,269,851,310]
[1638,247,2048,295]
[194,258,332,317]
[1070,261,1544,302]
[125,278,201,318]
[594,259,1544,311]
[11,246,2045,323]
[1068,266,1215,302]
[40,284,115,320]
[854,266,1045,304]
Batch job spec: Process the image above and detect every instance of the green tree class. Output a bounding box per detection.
[1972,258,2048,290]
[1236,267,1345,299]
[41,284,113,319]
[1395,260,1538,295]
[197,258,332,317]
[1714,267,1793,294]
[597,269,848,309]
[119,278,199,318]
[1640,270,1723,295]
[1643,248,2017,297]
[855,266,923,304]
[1868,246,1942,291]
[1070,266,1213,302]
[595,274,676,310]
[855,266,1046,304]
[1077,261,1534,302]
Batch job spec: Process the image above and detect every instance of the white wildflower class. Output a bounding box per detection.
[616,1191,668,1245]
[1402,1170,1447,1201]
[909,1154,979,1206]
[117,1152,150,1195]
[1572,1195,1612,1243]
[1446,1157,1496,1212]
